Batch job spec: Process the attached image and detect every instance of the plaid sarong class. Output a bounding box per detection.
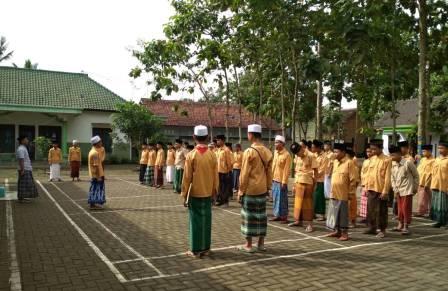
[70,161,80,178]
[88,179,106,205]
[272,181,288,218]
[17,170,38,199]
[326,199,349,231]
[430,190,448,226]
[417,186,432,216]
[174,168,183,193]
[144,166,154,186]
[359,187,368,218]
[241,194,267,237]
[188,197,212,253]
[313,182,326,215]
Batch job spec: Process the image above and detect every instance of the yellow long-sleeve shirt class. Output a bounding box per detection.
[239,142,273,196]
[365,154,392,195]
[330,157,359,201]
[294,151,318,185]
[166,149,175,166]
[360,158,371,186]
[217,146,233,173]
[48,148,62,164]
[417,156,435,187]
[314,151,328,183]
[155,149,165,167]
[139,149,149,165]
[431,156,448,192]
[233,151,243,169]
[181,145,219,198]
[272,148,292,185]
[68,146,81,162]
[147,150,156,167]
[88,147,104,179]
[97,146,106,162]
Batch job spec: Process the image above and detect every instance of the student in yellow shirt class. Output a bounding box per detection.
[430,141,448,227]
[174,139,188,194]
[237,124,273,253]
[364,139,392,238]
[359,147,373,223]
[311,140,327,221]
[289,142,318,232]
[232,144,243,193]
[88,136,106,210]
[216,135,233,207]
[154,142,166,188]
[48,140,63,182]
[144,144,157,186]
[416,144,435,217]
[270,135,292,223]
[165,143,176,184]
[139,143,149,184]
[182,125,218,258]
[68,140,82,182]
[326,143,358,241]
[323,140,335,199]
[346,147,360,228]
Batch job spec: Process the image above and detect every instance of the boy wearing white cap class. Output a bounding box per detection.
[68,140,81,182]
[270,135,291,223]
[238,124,273,253]
[182,125,219,258]
[87,136,106,210]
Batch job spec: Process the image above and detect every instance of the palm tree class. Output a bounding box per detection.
[0,36,14,63]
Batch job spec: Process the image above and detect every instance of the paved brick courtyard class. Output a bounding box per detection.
[1,168,448,290]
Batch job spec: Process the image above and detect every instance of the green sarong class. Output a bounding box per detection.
[174,168,184,193]
[430,190,448,226]
[313,182,326,215]
[189,197,212,253]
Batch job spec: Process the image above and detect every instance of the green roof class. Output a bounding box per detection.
[0,66,125,112]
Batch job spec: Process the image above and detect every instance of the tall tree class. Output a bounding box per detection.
[0,36,14,63]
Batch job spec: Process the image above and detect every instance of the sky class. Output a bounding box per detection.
[1,0,355,108]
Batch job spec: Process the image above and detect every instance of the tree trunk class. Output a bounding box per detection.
[279,53,286,137]
[258,67,263,124]
[316,43,323,140]
[223,69,231,141]
[233,66,243,144]
[391,64,397,145]
[291,48,299,142]
[417,0,428,153]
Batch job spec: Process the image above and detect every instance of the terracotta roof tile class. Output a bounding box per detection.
[141,99,280,130]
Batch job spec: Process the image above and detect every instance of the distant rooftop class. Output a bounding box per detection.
[0,66,124,112]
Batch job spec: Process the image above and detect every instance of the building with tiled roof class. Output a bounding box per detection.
[141,98,282,144]
[0,66,128,161]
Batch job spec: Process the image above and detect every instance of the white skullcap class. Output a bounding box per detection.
[72,139,78,144]
[248,124,262,133]
[194,125,208,137]
[90,135,101,145]
[275,135,285,143]
[208,143,215,147]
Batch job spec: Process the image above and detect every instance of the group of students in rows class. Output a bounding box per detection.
[174,123,448,258]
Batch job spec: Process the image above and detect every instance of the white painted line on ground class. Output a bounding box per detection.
[92,204,183,214]
[112,236,321,264]
[6,200,22,291]
[36,181,127,283]
[218,208,344,247]
[126,232,448,282]
[72,194,163,202]
[49,182,165,277]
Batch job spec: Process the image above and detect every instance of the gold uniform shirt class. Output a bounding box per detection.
[147,150,157,167]
[239,143,273,196]
[68,147,81,162]
[233,151,243,170]
[272,148,292,185]
[155,149,165,167]
[166,149,176,166]
[139,149,149,165]
[294,151,318,185]
[431,156,448,192]
[217,147,233,173]
[181,146,219,198]
[48,148,62,164]
[88,147,104,179]
[365,154,392,195]
[417,156,435,187]
[330,157,358,201]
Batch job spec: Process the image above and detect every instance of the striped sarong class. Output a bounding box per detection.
[359,187,368,218]
[293,183,314,222]
[430,190,448,226]
[17,170,38,199]
[70,161,80,178]
[189,197,212,253]
[272,181,288,219]
[313,182,326,215]
[144,166,154,186]
[88,179,106,205]
[154,166,164,187]
[326,199,349,231]
[174,168,183,193]
[241,194,267,237]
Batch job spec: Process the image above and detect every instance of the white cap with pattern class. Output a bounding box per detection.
[194,125,208,137]
[275,135,285,143]
[90,135,101,145]
[248,124,262,133]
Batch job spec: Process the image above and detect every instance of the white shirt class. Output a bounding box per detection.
[16,145,32,171]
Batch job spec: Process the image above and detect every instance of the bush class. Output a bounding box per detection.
[34,136,52,160]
